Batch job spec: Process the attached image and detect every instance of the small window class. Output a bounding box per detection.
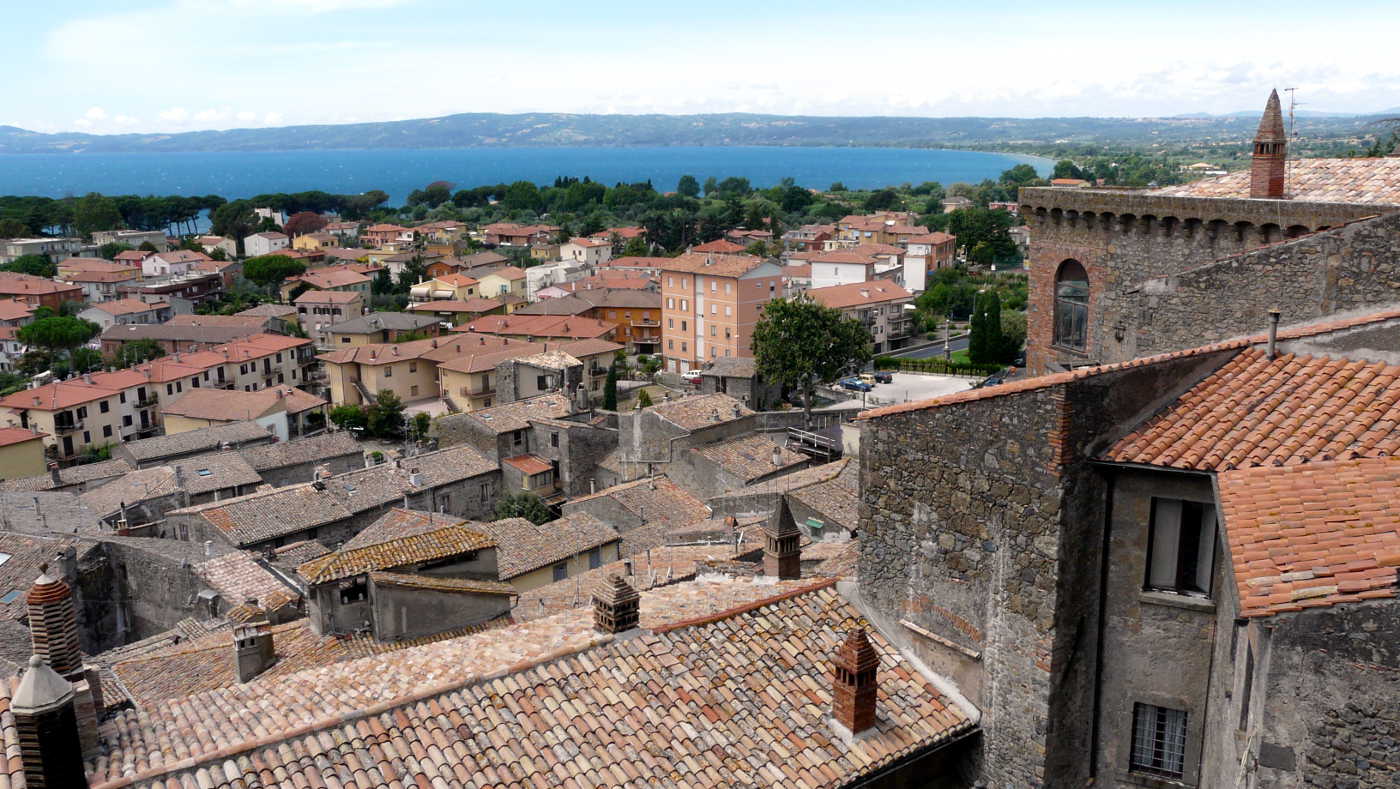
[338,578,368,604]
[1054,260,1089,350]
[588,547,601,569]
[100,400,110,413]
[384,365,392,378]
[1146,498,1216,596]
[1130,703,1187,778]
[550,432,559,447]
[196,468,212,476]
[123,415,132,426]
[102,425,112,438]
[552,563,568,582]
[0,589,19,605]
[409,362,417,373]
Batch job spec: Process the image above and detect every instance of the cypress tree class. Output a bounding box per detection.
[603,364,618,410]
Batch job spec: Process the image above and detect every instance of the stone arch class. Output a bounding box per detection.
[1260,223,1281,244]
[1182,218,1202,238]
[1285,224,1309,239]
[1118,214,1137,233]
[1053,259,1089,351]
[1160,216,1180,238]
[1050,208,1064,226]
[1206,219,1229,242]
[1233,221,1254,245]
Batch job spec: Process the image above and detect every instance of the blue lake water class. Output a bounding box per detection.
[0,146,1049,205]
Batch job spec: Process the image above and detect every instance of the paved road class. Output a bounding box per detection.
[891,335,971,360]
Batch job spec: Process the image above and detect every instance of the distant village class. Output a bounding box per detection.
[0,91,1397,788]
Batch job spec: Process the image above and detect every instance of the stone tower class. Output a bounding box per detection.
[26,565,82,677]
[1250,89,1288,198]
[763,496,801,580]
[832,628,880,735]
[11,655,89,788]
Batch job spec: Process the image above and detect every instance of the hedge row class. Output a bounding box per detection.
[874,355,1003,376]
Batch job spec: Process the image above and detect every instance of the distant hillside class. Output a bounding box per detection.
[1,111,1393,154]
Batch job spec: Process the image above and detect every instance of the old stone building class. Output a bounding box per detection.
[856,307,1400,787]
[1021,90,1400,375]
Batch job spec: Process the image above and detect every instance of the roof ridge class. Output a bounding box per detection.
[649,577,838,634]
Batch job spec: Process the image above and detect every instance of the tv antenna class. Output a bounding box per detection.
[1284,88,1300,197]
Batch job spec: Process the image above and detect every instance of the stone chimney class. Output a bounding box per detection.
[832,628,879,736]
[27,566,82,677]
[233,618,276,683]
[47,462,60,486]
[11,655,89,788]
[593,575,640,634]
[1250,89,1288,199]
[763,497,801,580]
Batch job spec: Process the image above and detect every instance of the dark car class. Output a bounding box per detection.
[873,371,893,384]
[839,377,873,392]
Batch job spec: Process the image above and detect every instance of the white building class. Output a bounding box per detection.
[0,238,84,264]
[91,229,169,250]
[559,237,613,267]
[143,250,211,278]
[253,207,288,227]
[526,261,589,300]
[243,232,290,257]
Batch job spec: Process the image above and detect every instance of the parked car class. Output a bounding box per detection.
[839,377,873,392]
[873,370,893,384]
[680,369,703,385]
[858,373,876,385]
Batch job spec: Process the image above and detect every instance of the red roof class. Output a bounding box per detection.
[0,427,46,446]
[457,314,616,340]
[504,454,554,475]
[807,282,912,309]
[691,239,746,254]
[1218,455,1400,617]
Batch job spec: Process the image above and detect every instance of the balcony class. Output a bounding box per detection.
[631,318,660,328]
[52,421,84,435]
[134,392,158,408]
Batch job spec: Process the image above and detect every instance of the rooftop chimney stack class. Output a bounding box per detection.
[1250,90,1288,199]
[831,628,880,736]
[27,565,82,678]
[233,618,276,683]
[11,655,89,789]
[763,497,802,580]
[1267,308,1282,359]
[592,575,640,634]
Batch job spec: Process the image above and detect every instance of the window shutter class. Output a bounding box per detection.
[1195,504,1217,593]
[1149,498,1182,589]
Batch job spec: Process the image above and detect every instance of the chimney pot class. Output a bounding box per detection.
[831,628,880,735]
[11,654,88,788]
[592,575,640,634]
[763,497,802,580]
[1267,308,1282,359]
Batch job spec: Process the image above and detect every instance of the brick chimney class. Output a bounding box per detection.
[763,497,801,580]
[27,565,82,677]
[233,618,276,682]
[592,575,640,634]
[1250,89,1288,199]
[832,628,880,736]
[11,655,89,788]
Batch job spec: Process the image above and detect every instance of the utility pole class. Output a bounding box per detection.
[943,313,951,360]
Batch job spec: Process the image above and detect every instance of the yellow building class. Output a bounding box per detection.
[476,511,621,593]
[409,273,479,303]
[475,266,528,300]
[292,232,338,251]
[317,334,537,407]
[0,427,50,480]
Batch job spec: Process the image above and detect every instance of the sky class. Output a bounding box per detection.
[9,0,1400,134]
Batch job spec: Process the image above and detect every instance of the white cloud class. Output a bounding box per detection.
[74,118,92,129]
[262,112,284,126]
[159,107,189,123]
[113,115,140,127]
[236,111,257,122]
[83,106,107,120]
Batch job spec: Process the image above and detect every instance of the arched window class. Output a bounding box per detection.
[1054,260,1089,350]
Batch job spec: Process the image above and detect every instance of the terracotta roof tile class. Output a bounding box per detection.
[474,512,619,580]
[1149,157,1400,205]
[1218,455,1400,617]
[298,522,496,583]
[1106,349,1400,470]
[693,434,807,482]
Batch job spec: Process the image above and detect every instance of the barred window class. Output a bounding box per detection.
[1053,260,1088,350]
[1130,704,1187,778]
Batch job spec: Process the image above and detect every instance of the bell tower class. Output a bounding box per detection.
[1250,89,1288,198]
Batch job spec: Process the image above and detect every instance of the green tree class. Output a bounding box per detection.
[329,404,368,431]
[752,297,872,426]
[1052,160,1088,181]
[366,389,406,438]
[0,254,56,278]
[17,316,101,368]
[243,255,306,290]
[73,193,123,238]
[412,411,431,441]
[69,347,104,375]
[603,364,618,410]
[1001,310,1027,361]
[621,236,649,257]
[137,240,159,253]
[968,290,1006,365]
[98,242,134,260]
[828,181,847,192]
[0,219,29,238]
[110,338,166,367]
[493,491,553,525]
[636,388,654,408]
[865,188,899,210]
[676,175,700,198]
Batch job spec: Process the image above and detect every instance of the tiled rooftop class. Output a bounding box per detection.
[76,578,974,788]
[1148,157,1400,205]
[119,420,275,463]
[461,392,573,433]
[161,386,326,421]
[1105,349,1400,470]
[172,445,496,546]
[792,458,860,529]
[267,538,330,568]
[0,457,132,492]
[108,616,504,709]
[569,476,710,529]
[0,531,82,621]
[655,251,767,277]
[340,507,463,551]
[694,433,808,482]
[77,467,180,518]
[298,523,496,584]
[649,392,753,430]
[1217,455,1400,618]
[474,512,619,579]
[194,550,295,609]
[238,430,362,472]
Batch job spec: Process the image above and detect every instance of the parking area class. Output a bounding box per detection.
[834,371,977,408]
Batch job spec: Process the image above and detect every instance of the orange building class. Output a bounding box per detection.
[656,253,784,373]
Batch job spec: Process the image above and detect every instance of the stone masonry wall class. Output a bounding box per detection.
[1257,599,1399,788]
[1119,212,1400,360]
[1018,186,1390,374]
[858,347,1237,786]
